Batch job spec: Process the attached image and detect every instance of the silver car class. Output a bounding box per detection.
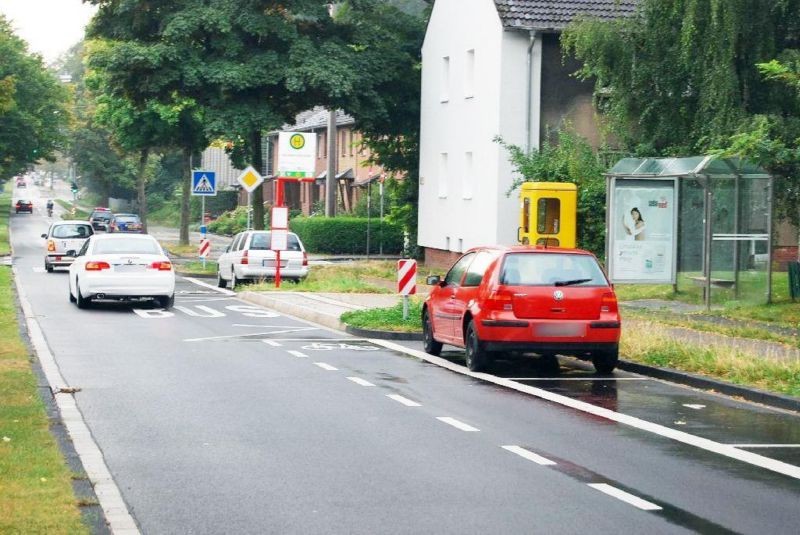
[216,230,309,289]
[43,221,95,272]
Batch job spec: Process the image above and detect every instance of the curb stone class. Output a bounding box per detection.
[344,325,423,341]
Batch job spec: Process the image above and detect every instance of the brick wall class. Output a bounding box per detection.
[424,247,463,270]
[774,247,799,270]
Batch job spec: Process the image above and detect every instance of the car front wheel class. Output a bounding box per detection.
[592,345,619,374]
[422,309,443,356]
[465,320,489,372]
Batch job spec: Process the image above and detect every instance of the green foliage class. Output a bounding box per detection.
[207,206,251,236]
[496,129,609,258]
[0,15,70,179]
[341,298,424,333]
[290,216,404,255]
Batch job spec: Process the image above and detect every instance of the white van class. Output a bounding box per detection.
[43,220,95,272]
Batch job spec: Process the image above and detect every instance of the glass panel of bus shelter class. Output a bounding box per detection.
[708,177,738,304]
[737,177,771,304]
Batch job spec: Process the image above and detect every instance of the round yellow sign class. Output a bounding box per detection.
[289,134,305,150]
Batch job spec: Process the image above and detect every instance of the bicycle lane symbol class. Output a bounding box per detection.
[300,342,380,352]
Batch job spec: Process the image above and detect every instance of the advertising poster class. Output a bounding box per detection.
[610,180,676,283]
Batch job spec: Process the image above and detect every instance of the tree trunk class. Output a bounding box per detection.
[251,130,265,230]
[179,147,191,245]
[136,148,149,233]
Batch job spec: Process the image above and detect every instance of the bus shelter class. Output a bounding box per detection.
[605,156,774,309]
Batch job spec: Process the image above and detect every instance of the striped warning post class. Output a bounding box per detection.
[198,238,211,258]
[397,259,417,295]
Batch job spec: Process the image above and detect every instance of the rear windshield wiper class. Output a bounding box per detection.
[554,278,592,287]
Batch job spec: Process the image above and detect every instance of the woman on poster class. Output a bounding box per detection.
[622,207,646,241]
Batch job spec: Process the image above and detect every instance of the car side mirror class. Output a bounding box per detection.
[65,250,77,257]
[426,275,441,286]
[41,233,47,239]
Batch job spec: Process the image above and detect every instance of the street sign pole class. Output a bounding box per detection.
[201,195,206,268]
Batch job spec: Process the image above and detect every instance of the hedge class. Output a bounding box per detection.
[290,216,404,255]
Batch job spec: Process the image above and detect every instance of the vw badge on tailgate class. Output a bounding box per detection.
[553,290,564,301]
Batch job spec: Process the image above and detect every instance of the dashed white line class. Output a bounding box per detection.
[501,445,557,466]
[386,394,421,407]
[587,483,662,511]
[436,417,479,432]
[347,377,375,387]
[683,404,706,410]
[262,340,282,347]
[287,350,309,358]
[314,362,338,371]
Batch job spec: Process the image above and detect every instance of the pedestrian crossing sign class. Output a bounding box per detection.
[192,171,217,196]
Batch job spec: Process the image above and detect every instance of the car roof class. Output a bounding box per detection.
[93,207,111,211]
[92,233,154,240]
[53,220,94,226]
[114,213,139,217]
[465,245,594,256]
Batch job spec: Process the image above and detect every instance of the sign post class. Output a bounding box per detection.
[271,206,289,288]
[236,166,264,229]
[198,238,211,268]
[191,170,217,268]
[397,259,417,320]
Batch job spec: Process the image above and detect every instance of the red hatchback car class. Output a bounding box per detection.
[422,246,621,373]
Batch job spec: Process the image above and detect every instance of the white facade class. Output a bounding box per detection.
[418,0,539,254]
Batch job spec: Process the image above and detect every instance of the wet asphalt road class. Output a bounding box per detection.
[8,183,800,534]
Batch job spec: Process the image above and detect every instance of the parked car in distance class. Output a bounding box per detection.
[109,213,143,233]
[15,199,33,213]
[216,230,309,289]
[42,221,95,272]
[67,234,175,309]
[16,179,26,188]
[422,245,621,373]
[89,208,112,230]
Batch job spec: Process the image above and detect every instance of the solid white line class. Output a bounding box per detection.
[683,404,706,410]
[347,377,375,387]
[12,266,141,534]
[262,340,282,347]
[287,350,309,358]
[368,338,800,481]
[507,377,648,381]
[182,276,235,296]
[314,362,338,371]
[732,444,800,448]
[184,331,283,342]
[501,445,557,466]
[386,394,421,407]
[436,417,479,432]
[588,483,662,511]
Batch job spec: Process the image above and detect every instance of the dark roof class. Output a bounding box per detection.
[494,0,638,30]
[282,106,355,132]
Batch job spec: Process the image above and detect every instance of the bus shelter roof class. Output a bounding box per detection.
[606,156,770,179]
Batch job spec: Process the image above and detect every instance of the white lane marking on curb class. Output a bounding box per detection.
[437,417,479,432]
[587,483,662,511]
[184,327,315,342]
[288,350,309,358]
[683,404,706,410]
[12,266,141,534]
[182,277,235,296]
[501,445,557,466]
[731,444,800,448]
[314,362,338,371]
[368,339,800,480]
[262,340,282,347]
[32,266,45,273]
[347,377,375,387]
[387,394,421,407]
[508,377,648,381]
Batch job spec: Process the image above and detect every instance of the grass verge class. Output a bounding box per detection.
[621,321,800,398]
[341,298,424,332]
[177,260,218,276]
[0,183,10,255]
[247,263,392,293]
[0,198,87,531]
[54,199,89,220]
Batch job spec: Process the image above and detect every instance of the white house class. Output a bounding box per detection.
[418,0,637,267]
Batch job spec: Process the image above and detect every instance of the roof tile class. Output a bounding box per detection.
[494,0,638,30]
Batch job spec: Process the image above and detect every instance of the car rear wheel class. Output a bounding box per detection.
[217,270,227,288]
[465,320,489,372]
[422,309,443,356]
[158,294,175,309]
[75,280,91,309]
[592,346,619,374]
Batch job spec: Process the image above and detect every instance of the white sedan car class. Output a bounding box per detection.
[68,234,175,309]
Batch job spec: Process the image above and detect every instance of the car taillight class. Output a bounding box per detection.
[302,252,308,266]
[601,292,618,313]
[486,289,514,311]
[85,261,110,271]
[241,250,249,265]
[47,240,55,252]
[150,261,173,271]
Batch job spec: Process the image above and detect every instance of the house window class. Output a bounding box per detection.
[441,56,450,102]
[438,152,448,198]
[464,49,475,99]
[463,151,473,199]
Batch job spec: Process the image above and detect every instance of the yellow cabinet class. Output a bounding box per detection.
[518,182,577,248]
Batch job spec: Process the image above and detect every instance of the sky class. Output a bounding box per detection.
[0,0,97,63]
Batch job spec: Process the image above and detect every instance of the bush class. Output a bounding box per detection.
[208,206,250,236]
[290,216,404,254]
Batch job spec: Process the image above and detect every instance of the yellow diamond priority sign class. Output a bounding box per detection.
[237,166,264,193]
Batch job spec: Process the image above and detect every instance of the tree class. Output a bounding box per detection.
[0,15,70,180]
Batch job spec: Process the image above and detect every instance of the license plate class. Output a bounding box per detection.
[536,324,585,337]
[262,260,288,268]
[115,264,146,273]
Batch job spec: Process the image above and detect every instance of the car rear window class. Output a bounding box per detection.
[500,253,608,287]
[94,238,161,255]
[116,216,140,223]
[52,224,93,239]
[249,233,302,251]
[91,211,111,220]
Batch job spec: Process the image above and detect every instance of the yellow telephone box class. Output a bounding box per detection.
[518,182,577,248]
